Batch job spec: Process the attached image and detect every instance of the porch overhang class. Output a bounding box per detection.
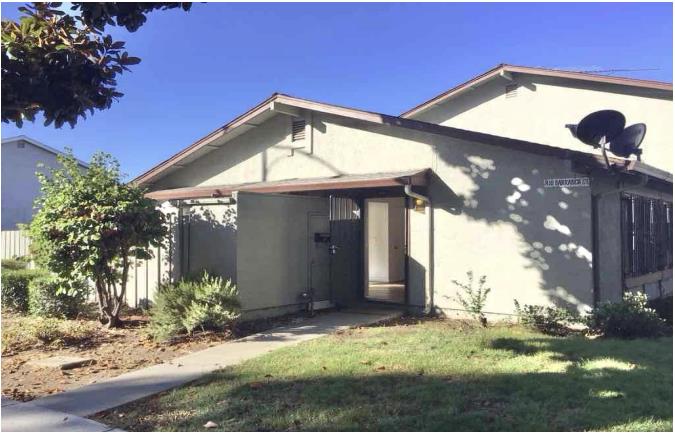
[145,169,430,201]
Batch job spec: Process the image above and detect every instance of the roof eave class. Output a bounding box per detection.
[134,93,672,191]
[401,64,674,118]
[133,94,281,186]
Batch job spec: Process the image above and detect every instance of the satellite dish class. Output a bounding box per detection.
[565,110,647,171]
[568,110,626,148]
[609,123,646,159]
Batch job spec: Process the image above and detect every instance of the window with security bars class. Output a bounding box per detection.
[329,196,360,221]
[621,193,673,279]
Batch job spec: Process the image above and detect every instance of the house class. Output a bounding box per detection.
[1,136,89,230]
[403,64,673,172]
[134,65,673,319]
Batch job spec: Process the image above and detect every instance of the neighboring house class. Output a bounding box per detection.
[134,66,673,320]
[1,136,88,230]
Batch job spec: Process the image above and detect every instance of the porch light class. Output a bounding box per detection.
[414,198,426,212]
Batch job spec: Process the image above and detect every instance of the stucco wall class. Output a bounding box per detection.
[1,141,63,229]
[148,111,618,315]
[410,75,673,173]
[179,200,237,281]
[430,135,594,316]
[236,191,329,313]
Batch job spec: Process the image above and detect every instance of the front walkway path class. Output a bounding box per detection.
[28,308,401,419]
[1,397,120,432]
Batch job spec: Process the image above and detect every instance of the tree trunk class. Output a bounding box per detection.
[104,313,121,328]
[95,253,133,329]
[96,275,123,328]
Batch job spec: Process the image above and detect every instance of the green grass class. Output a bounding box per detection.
[96,320,673,431]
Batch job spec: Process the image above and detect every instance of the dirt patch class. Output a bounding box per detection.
[1,310,315,402]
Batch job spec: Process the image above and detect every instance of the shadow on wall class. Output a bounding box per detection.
[430,142,594,314]
[182,205,238,281]
[309,116,596,314]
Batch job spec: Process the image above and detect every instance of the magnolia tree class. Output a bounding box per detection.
[2,2,191,128]
[28,152,167,327]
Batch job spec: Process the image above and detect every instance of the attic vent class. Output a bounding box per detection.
[505,84,519,99]
[291,118,306,142]
[17,140,26,149]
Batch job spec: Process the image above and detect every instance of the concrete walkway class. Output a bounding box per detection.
[1,397,120,432]
[28,308,400,418]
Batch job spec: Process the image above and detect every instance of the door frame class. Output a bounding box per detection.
[360,196,409,305]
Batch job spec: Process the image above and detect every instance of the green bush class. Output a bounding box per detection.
[453,271,491,326]
[648,295,673,326]
[149,271,240,341]
[1,257,30,271]
[514,300,580,336]
[28,274,88,319]
[1,268,47,313]
[586,292,666,338]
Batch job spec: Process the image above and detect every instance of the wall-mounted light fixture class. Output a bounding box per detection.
[414,198,426,212]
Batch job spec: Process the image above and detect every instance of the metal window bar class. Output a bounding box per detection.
[621,193,673,279]
[329,196,359,221]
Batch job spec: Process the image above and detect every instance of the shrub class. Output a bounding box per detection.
[2,316,98,354]
[1,257,30,270]
[648,295,673,326]
[28,274,87,319]
[453,271,491,326]
[514,300,580,336]
[149,271,240,341]
[586,292,666,338]
[1,268,47,313]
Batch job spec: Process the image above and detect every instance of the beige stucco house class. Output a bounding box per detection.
[135,65,673,319]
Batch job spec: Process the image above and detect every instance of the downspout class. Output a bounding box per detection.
[404,185,434,315]
[591,173,648,306]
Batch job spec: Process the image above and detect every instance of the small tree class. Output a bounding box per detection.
[453,271,491,326]
[28,152,166,327]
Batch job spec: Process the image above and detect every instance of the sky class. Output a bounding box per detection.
[1,2,673,179]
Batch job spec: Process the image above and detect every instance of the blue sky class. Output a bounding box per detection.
[1,2,672,179]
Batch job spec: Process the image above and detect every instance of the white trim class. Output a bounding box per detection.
[2,135,89,168]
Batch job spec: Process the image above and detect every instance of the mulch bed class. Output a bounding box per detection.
[1,310,314,402]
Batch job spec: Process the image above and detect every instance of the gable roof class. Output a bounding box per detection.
[1,135,89,168]
[401,64,673,118]
[133,93,672,187]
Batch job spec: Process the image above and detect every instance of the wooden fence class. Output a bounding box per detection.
[1,230,31,260]
[1,230,171,307]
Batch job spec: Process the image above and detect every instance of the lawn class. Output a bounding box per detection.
[95,319,673,432]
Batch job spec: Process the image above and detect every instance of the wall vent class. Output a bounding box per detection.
[505,84,519,99]
[291,118,306,142]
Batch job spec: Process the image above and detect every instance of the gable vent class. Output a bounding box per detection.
[291,118,306,142]
[505,84,519,99]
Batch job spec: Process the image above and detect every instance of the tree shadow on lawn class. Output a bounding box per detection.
[116,336,672,432]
